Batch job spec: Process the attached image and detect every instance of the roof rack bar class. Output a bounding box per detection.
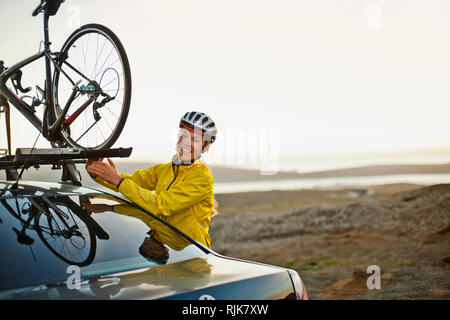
[61,162,81,186]
[5,168,18,181]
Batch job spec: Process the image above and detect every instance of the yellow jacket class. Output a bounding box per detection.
[93,159,214,248]
[112,204,192,251]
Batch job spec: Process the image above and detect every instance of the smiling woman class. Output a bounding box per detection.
[85,111,218,248]
[176,111,217,163]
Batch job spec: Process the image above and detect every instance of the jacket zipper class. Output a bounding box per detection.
[166,164,179,190]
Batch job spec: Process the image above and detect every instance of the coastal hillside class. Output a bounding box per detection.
[210,183,450,299]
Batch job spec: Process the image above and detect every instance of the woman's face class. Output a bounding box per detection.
[176,128,204,161]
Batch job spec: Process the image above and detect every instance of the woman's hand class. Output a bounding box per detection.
[85,158,103,179]
[86,158,122,186]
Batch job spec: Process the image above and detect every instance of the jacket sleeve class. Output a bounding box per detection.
[92,164,162,192]
[117,167,212,217]
[112,204,162,229]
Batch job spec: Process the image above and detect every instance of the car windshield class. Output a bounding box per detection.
[0,187,207,292]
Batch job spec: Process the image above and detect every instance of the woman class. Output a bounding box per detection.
[85,111,218,248]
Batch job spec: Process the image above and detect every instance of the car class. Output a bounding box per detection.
[0,149,307,300]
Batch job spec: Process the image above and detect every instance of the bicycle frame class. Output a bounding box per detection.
[0,50,47,133]
[0,12,95,145]
[0,193,105,266]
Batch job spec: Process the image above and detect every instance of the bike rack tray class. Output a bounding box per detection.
[0,147,132,186]
[15,147,133,163]
[0,147,132,168]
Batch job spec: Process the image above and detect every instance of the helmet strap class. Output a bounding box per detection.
[173,153,202,166]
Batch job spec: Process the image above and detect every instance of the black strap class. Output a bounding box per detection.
[116,177,125,189]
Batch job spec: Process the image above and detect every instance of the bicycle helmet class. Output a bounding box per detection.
[180,111,217,144]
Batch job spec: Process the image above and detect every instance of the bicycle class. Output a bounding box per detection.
[0,0,132,153]
[0,191,109,266]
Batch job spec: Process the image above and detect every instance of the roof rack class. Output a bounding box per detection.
[0,147,132,186]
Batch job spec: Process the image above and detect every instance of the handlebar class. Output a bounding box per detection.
[32,0,46,17]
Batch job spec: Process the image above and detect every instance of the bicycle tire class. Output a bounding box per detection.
[53,23,132,149]
[34,198,97,266]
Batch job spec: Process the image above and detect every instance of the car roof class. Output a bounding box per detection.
[0,179,211,290]
[0,180,121,199]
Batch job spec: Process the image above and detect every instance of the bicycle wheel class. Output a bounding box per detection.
[34,199,97,266]
[53,23,132,149]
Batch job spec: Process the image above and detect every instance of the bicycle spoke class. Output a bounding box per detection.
[93,45,116,80]
[75,118,100,143]
[94,58,121,82]
[105,105,120,120]
[102,87,124,92]
[98,109,113,131]
[69,45,83,74]
[84,32,91,77]
[92,33,103,80]
[79,33,86,77]
[100,72,123,91]
[98,122,106,142]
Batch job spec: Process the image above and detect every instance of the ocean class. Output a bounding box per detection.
[234,148,450,174]
[212,173,450,194]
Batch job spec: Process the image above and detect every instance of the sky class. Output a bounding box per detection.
[1,0,450,172]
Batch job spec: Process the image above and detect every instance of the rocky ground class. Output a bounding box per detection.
[210,183,450,299]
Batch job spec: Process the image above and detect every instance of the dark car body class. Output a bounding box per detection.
[0,180,307,300]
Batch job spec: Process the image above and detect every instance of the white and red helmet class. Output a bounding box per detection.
[180,111,217,144]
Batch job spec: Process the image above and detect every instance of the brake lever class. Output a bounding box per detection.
[11,70,31,94]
